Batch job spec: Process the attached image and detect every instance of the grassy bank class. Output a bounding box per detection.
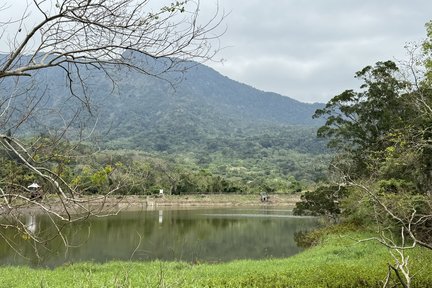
[1,231,432,287]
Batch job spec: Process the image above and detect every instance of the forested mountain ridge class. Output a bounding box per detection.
[2,53,329,187]
[94,59,325,152]
[2,52,325,149]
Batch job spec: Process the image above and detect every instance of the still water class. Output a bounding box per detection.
[0,207,318,267]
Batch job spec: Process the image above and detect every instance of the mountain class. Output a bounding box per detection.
[86,60,326,155]
[2,53,329,183]
[104,60,322,125]
[79,57,323,146]
[2,53,322,135]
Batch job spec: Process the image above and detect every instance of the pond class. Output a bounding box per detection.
[0,207,318,267]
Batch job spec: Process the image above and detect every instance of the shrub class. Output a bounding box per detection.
[293,185,348,222]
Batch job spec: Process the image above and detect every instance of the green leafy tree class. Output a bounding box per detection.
[293,185,348,222]
[312,24,432,286]
[314,60,413,178]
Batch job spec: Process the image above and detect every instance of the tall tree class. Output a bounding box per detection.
[313,60,414,178]
[312,26,432,287]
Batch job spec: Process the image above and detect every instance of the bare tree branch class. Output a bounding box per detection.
[0,0,224,253]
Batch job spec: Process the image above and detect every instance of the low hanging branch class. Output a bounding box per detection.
[1,0,224,80]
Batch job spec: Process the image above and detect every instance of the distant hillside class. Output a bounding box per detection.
[86,56,322,145]
[2,53,329,183]
[2,53,322,133]
[98,62,324,155]
[169,62,322,125]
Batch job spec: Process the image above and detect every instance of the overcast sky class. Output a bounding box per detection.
[200,0,432,103]
[1,1,431,103]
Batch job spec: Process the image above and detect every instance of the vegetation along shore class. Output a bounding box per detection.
[1,228,431,288]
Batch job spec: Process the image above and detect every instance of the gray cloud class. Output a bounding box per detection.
[1,1,430,103]
[202,0,432,102]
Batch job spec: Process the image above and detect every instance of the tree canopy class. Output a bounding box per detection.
[304,20,432,286]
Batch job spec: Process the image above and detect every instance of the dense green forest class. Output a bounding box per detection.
[0,51,330,195]
[1,126,329,196]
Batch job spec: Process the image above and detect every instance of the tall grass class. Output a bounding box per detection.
[1,231,431,287]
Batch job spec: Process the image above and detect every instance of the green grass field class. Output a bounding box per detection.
[1,231,431,288]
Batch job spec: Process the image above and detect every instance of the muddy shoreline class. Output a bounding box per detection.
[116,193,301,210]
[7,194,301,215]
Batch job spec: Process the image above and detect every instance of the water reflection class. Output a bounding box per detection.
[0,207,318,267]
[25,215,37,234]
[158,210,163,224]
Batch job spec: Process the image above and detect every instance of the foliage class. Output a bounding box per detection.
[293,185,348,221]
[0,131,329,196]
[313,61,414,178]
[311,22,432,287]
[423,20,432,83]
[313,55,432,241]
[294,223,360,248]
[80,149,323,195]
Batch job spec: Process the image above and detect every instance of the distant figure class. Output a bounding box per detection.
[260,192,269,202]
[28,183,43,201]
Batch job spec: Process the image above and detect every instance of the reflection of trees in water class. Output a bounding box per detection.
[196,218,317,261]
[0,209,318,266]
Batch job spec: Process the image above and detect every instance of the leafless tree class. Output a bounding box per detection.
[0,0,224,255]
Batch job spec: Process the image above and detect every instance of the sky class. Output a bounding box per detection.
[1,1,432,103]
[200,0,432,103]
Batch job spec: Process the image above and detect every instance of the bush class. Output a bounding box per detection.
[293,185,348,221]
